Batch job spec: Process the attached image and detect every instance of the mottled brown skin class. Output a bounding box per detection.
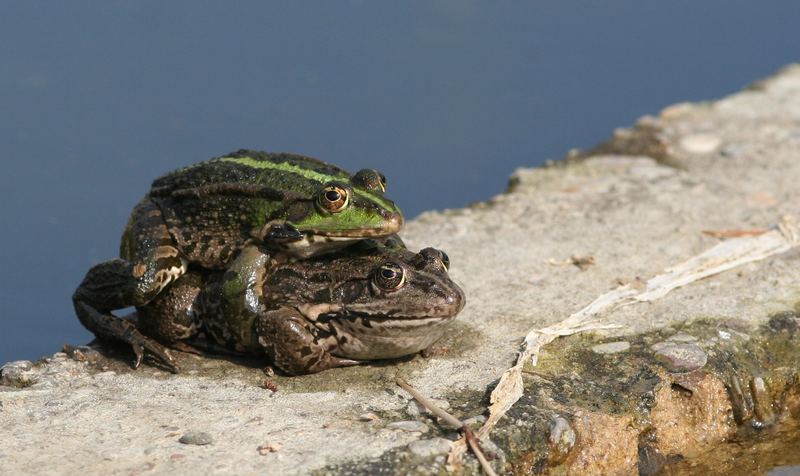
[136,240,465,375]
[73,150,403,372]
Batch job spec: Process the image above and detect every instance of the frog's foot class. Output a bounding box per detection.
[74,301,179,373]
[257,309,362,375]
[263,222,304,244]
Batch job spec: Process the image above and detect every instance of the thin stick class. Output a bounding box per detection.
[464,428,498,476]
[396,378,462,428]
[396,378,497,476]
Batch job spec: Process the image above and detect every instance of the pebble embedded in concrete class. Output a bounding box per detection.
[680,133,722,154]
[358,412,380,422]
[667,333,698,343]
[591,341,631,354]
[386,421,429,433]
[407,438,453,458]
[0,360,34,387]
[548,416,576,463]
[653,342,708,373]
[179,431,213,446]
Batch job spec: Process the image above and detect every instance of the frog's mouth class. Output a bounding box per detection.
[302,211,404,238]
[324,314,456,360]
[318,311,459,327]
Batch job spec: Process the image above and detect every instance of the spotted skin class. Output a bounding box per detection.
[256,309,360,375]
[135,240,465,375]
[72,150,404,371]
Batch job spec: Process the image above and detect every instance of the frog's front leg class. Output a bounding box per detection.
[72,199,186,372]
[255,309,360,375]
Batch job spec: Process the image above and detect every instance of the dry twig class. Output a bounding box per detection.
[396,378,498,476]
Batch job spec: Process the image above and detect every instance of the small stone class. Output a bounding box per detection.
[257,442,282,455]
[407,438,453,458]
[548,416,576,464]
[679,133,721,154]
[667,333,698,343]
[62,345,100,362]
[653,342,707,373]
[179,431,213,446]
[358,412,380,422]
[591,341,630,355]
[386,420,429,433]
[0,361,34,387]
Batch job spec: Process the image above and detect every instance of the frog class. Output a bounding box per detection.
[134,239,464,374]
[73,150,404,371]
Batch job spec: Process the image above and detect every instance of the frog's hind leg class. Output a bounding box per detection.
[256,309,360,375]
[73,260,180,372]
[72,198,187,372]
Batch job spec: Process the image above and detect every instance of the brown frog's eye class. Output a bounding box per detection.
[374,263,405,291]
[318,185,349,213]
[353,169,387,193]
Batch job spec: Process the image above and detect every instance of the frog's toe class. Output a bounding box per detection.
[131,342,144,369]
[130,336,179,373]
[329,357,361,368]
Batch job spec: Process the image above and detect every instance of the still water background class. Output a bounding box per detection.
[1,2,799,363]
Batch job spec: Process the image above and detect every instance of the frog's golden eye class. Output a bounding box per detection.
[374,263,405,291]
[318,185,349,213]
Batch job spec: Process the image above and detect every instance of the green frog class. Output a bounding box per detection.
[135,240,464,374]
[73,150,404,371]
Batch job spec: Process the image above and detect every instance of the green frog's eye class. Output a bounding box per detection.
[353,169,387,193]
[439,251,450,271]
[375,263,405,290]
[318,185,350,213]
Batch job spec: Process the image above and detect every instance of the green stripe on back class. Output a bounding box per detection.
[219,156,341,184]
[220,156,398,212]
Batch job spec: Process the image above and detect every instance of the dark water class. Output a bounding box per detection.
[1,2,799,363]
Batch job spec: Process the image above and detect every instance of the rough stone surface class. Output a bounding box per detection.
[652,342,708,373]
[4,65,800,474]
[591,340,631,354]
[385,420,430,433]
[407,438,453,458]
